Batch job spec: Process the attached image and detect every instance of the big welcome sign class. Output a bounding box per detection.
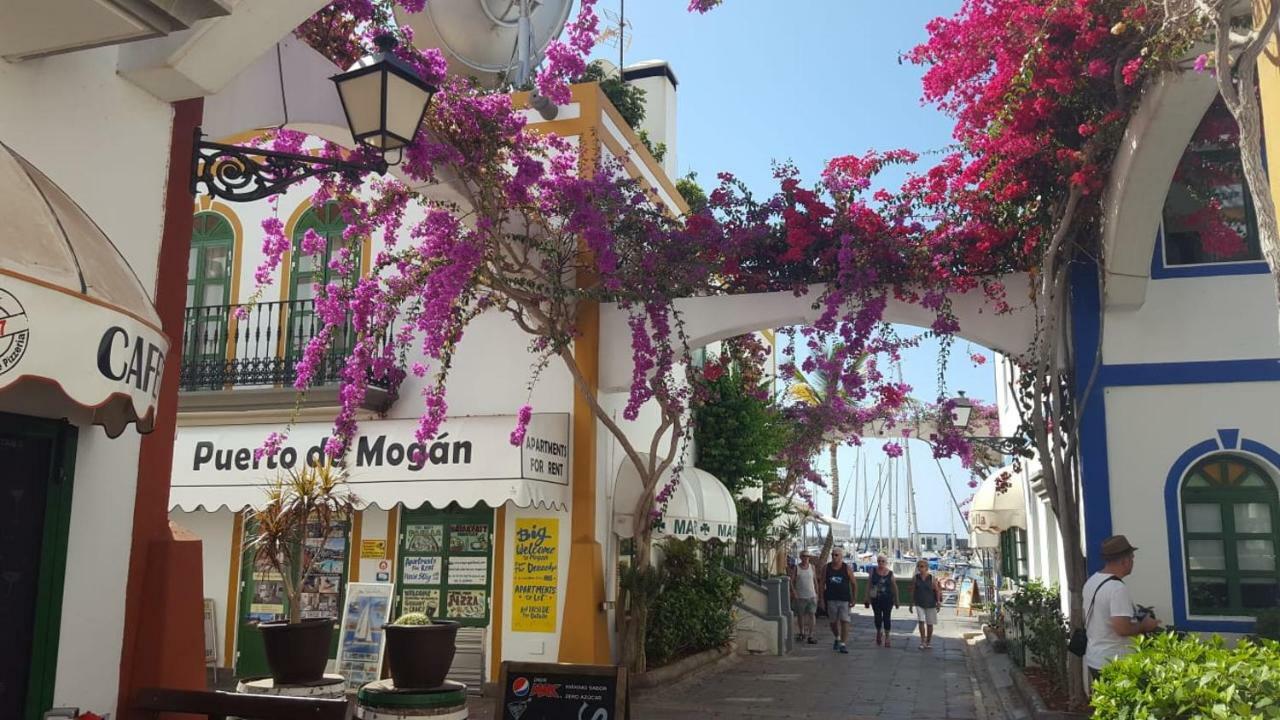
[169,414,571,511]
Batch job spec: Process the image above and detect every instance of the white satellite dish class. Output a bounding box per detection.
[395,0,574,87]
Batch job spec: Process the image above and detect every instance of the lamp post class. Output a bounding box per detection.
[947,390,1031,457]
[190,35,436,203]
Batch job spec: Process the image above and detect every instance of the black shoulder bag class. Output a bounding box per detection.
[1068,576,1120,657]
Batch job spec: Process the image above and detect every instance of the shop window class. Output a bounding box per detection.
[397,504,494,626]
[1161,97,1263,267]
[1181,454,1279,615]
[1000,528,1029,582]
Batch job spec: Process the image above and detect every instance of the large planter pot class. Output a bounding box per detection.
[259,617,334,684]
[384,620,460,689]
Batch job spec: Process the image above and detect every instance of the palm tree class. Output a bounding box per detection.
[788,345,865,567]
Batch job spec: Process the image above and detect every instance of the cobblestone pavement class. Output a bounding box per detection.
[471,606,989,719]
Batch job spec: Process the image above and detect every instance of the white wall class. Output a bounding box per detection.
[1104,381,1280,625]
[1104,273,1280,364]
[1,44,174,718]
[173,509,237,667]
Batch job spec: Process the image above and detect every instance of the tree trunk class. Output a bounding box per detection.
[829,443,840,519]
[817,527,834,569]
[619,528,653,674]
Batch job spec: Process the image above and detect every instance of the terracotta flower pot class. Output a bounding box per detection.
[258,617,334,684]
[384,620,460,689]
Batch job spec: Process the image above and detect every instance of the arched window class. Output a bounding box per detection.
[1161,97,1264,267]
[286,203,361,367]
[185,212,235,385]
[1181,454,1279,615]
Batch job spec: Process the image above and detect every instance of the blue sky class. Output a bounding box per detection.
[589,1,991,537]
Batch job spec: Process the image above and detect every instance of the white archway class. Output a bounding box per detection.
[1102,70,1218,309]
[599,273,1035,392]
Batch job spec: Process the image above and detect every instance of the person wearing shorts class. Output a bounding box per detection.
[910,559,942,649]
[821,548,857,653]
[789,550,820,643]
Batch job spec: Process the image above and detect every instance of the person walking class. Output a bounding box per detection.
[910,559,941,650]
[865,554,899,647]
[1083,535,1160,683]
[821,547,858,654]
[789,550,820,644]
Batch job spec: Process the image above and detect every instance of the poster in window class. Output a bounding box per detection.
[449,524,490,553]
[448,556,489,586]
[405,524,444,553]
[336,582,394,691]
[512,518,559,633]
[402,588,441,617]
[446,589,487,619]
[403,555,443,585]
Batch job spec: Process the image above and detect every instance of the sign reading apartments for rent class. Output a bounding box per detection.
[171,414,570,490]
[512,518,559,633]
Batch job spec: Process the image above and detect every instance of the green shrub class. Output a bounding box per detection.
[645,539,741,668]
[1003,580,1068,694]
[1255,608,1280,642]
[1091,633,1280,719]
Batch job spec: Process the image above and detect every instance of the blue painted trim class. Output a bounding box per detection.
[1100,358,1280,386]
[1150,225,1270,279]
[1071,261,1113,574]
[1217,429,1239,450]
[1163,437,1279,634]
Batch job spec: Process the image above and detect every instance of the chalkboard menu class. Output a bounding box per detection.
[496,662,628,720]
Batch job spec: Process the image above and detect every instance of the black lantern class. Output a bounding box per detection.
[332,35,437,152]
[950,390,974,429]
[191,35,437,203]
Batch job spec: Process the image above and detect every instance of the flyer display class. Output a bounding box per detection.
[447,589,488,619]
[336,582,394,692]
[449,524,490,553]
[402,555,443,585]
[447,556,489,586]
[512,518,559,633]
[402,588,441,616]
[405,524,443,553]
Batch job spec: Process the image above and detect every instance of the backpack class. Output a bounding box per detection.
[1067,576,1120,657]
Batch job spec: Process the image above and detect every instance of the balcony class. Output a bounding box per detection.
[178,299,395,413]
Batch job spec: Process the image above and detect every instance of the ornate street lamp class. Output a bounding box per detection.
[948,390,1031,457]
[190,35,436,203]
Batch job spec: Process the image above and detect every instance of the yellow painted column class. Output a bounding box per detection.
[1258,1,1280,214]
[557,86,611,664]
[489,504,508,679]
[224,511,244,669]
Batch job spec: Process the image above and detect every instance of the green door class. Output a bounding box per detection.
[286,203,359,369]
[185,212,234,388]
[0,413,76,720]
[234,519,352,678]
[396,505,494,626]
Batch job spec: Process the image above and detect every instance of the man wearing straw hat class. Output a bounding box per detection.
[1081,535,1161,682]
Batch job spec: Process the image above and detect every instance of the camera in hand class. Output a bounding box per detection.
[1134,604,1155,621]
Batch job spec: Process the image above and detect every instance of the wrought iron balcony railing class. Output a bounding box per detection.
[179,299,392,393]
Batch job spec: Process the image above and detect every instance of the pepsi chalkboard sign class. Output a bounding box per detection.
[496,662,628,720]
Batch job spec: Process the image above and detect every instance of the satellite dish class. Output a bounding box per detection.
[395,0,574,87]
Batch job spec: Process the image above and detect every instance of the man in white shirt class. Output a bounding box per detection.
[1082,535,1160,681]
[789,550,820,644]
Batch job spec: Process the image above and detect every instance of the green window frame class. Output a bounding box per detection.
[286,203,360,362]
[1181,454,1280,616]
[185,212,235,373]
[1000,528,1029,583]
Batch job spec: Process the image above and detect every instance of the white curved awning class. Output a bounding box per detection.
[811,511,852,543]
[613,454,738,543]
[169,415,571,512]
[0,143,168,436]
[970,464,1027,533]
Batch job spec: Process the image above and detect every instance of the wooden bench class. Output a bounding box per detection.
[133,687,348,720]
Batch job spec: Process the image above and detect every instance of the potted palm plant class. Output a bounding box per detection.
[246,463,357,684]
[383,612,460,689]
